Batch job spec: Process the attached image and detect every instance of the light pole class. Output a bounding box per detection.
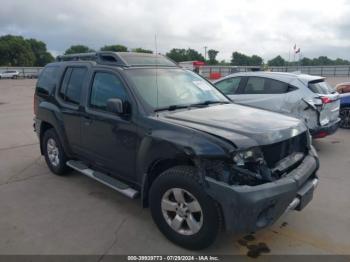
[204,46,207,61]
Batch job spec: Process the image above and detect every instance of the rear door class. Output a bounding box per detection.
[228,76,292,113]
[56,65,89,152]
[307,80,340,126]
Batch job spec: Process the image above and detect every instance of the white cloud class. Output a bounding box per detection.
[0,0,349,61]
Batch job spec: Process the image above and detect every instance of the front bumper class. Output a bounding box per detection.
[205,150,319,233]
[310,118,340,138]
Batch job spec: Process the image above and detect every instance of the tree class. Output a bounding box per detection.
[186,48,205,61]
[0,35,35,66]
[64,45,94,55]
[314,56,334,65]
[26,38,54,66]
[132,48,153,54]
[230,52,263,66]
[250,55,263,66]
[231,52,251,66]
[166,48,187,62]
[207,49,219,65]
[100,44,128,52]
[166,48,204,62]
[267,55,286,66]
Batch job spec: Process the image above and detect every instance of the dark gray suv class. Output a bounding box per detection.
[34,52,319,249]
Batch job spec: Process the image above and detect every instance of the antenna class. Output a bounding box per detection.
[155,33,159,116]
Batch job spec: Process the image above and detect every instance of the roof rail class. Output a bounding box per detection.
[56,51,178,67]
[56,52,128,66]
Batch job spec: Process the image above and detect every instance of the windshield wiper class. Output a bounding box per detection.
[190,100,230,107]
[154,104,190,112]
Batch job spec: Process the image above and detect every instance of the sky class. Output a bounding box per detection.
[0,0,349,62]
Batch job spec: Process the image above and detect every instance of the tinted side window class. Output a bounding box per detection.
[37,66,60,94]
[59,67,87,105]
[244,77,266,94]
[265,79,289,94]
[309,80,335,94]
[244,77,288,94]
[90,72,127,111]
[215,77,241,95]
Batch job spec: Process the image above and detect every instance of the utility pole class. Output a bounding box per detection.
[204,46,207,61]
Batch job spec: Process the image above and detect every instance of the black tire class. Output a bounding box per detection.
[340,107,350,129]
[149,166,221,250]
[42,128,70,175]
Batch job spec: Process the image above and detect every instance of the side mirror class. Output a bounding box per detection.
[106,98,124,115]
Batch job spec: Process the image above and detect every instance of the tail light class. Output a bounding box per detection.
[313,131,328,139]
[321,97,332,104]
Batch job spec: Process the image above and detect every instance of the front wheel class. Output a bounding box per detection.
[149,166,221,250]
[340,107,350,129]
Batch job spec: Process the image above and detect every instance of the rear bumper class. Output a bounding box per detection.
[205,149,319,233]
[311,118,340,138]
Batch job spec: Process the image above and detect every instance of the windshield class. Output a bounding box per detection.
[125,68,228,111]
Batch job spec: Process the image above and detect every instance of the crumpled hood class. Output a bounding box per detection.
[160,104,307,148]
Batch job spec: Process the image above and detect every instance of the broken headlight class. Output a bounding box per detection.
[232,147,264,166]
[231,147,273,184]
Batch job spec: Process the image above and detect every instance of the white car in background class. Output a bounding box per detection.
[0,70,20,79]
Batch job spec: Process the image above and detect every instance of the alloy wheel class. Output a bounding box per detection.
[161,188,203,235]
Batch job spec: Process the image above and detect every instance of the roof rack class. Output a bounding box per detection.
[56,51,178,67]
[56,52,128,66]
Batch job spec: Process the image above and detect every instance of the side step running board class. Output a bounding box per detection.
[66,160,139,199]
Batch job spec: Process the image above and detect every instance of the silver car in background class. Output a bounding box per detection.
[0,70,20,79]
[213,72,340,138]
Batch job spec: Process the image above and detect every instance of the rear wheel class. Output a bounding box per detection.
[149,166,221,250]
[340,107,350,129]
[42,129,70,175]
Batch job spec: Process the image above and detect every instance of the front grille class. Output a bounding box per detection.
[261,132,308,168]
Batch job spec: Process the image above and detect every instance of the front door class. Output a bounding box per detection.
[80,69,138,181]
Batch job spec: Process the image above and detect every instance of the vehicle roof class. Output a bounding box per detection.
[54,51,178,68]
[215,71,324,85]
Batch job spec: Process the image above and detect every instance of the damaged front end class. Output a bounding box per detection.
[201,131,319,233]
[204,132,310,186]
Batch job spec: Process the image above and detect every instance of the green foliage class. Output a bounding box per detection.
[219,60,230,65]
[231,52,263,66]
[250,55,263,66]
[267,55,286,66]
[300,56,350,66]
[26,38,54,66]
[166,48,204,62]
[132,48,153,54]
[64,45,94,55]
[100,44,128,52]
[207,49,219,65]
[0,35,36,66]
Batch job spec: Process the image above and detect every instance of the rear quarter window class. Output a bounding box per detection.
[308,80,335,94]
[37,66,60,95]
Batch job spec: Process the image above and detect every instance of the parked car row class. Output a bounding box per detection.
[213,72,341,137]
[0,70,41,79]
[34,52,320,250]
